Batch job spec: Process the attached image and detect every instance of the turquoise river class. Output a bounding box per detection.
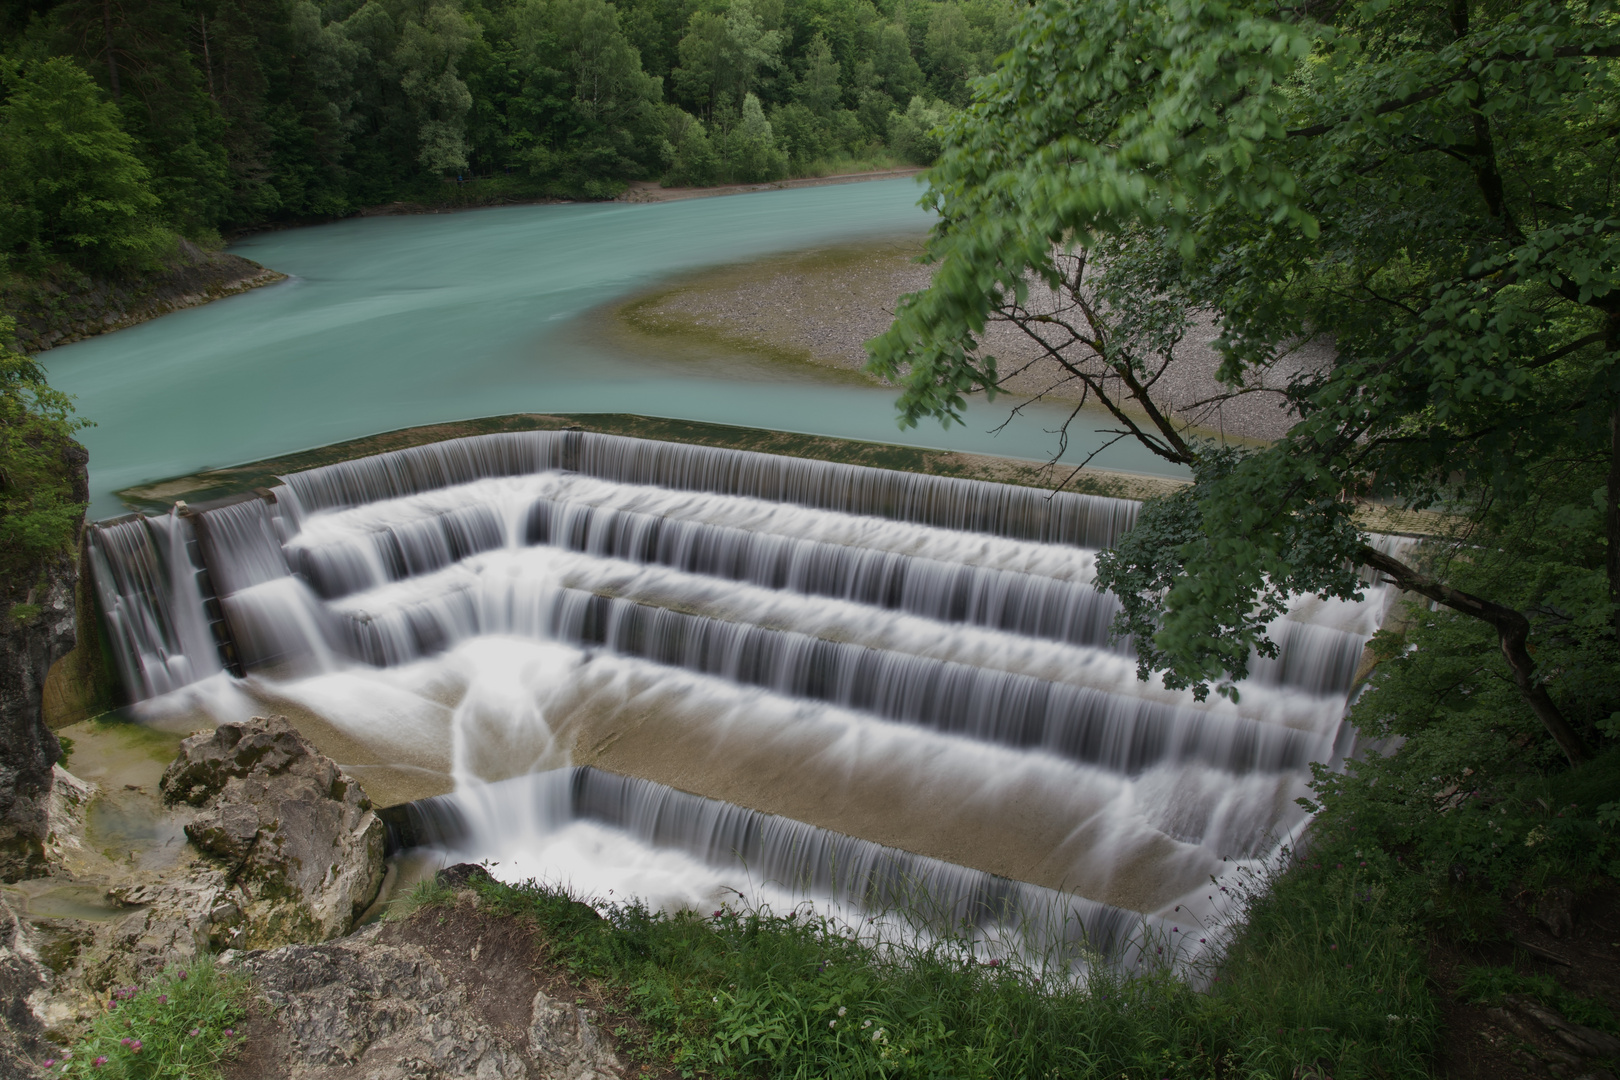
[43,178,1187,519]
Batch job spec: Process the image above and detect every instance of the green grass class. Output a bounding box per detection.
[450,854,1439,1080]
[47,962,247,1078]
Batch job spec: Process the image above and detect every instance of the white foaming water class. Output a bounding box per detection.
[89,433,1402,965]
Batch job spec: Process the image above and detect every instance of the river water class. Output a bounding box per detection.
[41,179,1185,520]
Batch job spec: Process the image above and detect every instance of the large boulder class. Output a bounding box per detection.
[159,715,385,947]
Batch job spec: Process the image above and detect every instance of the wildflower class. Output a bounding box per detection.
[862,1020,871,1028]
[93,1058,108,1068]
[42,1060,55,1068]
[829,1020,837,1029]
[156,995,167,1004]
[987,959,1001,968]
[1199,938,1206,944]
[1172,927,1178,932]
[130,1041,142,1054]
[224,1029,236,1038]
[177,970,188,980]
[837,1006,847,1017]
[1329,944,1338,951]
[712,910,722,918]
[120,1039,132,1048]
[190,1028,201,1037]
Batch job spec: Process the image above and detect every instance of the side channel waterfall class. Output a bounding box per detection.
[88,431,1402,969]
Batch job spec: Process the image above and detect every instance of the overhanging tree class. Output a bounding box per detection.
[866,0,1620,765]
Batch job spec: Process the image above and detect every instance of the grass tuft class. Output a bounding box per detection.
[47,962,247,1078]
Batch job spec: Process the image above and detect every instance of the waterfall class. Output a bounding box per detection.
[88,431,1404,959]
[390,767,1179,965]
[87,510,226,697]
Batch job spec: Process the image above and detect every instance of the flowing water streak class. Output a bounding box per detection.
[325,569,1330,775]
[396,767,1191,968]
[87,510,223,698]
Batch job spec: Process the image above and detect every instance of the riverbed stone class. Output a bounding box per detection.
[159,715,386,947]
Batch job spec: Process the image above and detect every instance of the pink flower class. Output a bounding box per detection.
[224,1028,235,1037]
[156,995,167,1004]
[130,1041,142,1054]
[42,1059,55,1068]
[120,1039,131,1048]
[177,970,188,980]
[1329,944,1338,951]
[190,1028,201,1038]
[93,1057,108,1068]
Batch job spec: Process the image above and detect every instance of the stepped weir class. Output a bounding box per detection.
[88,431,1398,967]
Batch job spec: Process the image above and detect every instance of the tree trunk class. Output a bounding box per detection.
[1358,544,1589,767]
[1609,400,1620,638]
[101,0,121,103]
[200,11,217,105]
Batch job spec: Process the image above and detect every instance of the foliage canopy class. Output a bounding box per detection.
[868,0,1620,766]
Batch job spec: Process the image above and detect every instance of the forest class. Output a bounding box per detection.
[0,0,998,274]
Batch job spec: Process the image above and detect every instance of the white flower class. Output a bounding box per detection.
[1387,1014,1402,1022]
[837,1006,847,1017]
[862,1020,871,1028]
[829,1020,837,1029]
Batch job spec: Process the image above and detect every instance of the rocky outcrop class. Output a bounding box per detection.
[2,239,284,354]
[225,923,624,1080]
[1485,993,1620,1079]
[159,716,386,948]
[0,442,87,882]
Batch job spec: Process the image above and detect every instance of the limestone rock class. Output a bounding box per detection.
[159,716,385,947]
[227,925,618,1080]
[0,895,52,1073]
[529,990,623,1080]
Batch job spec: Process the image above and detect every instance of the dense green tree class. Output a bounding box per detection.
[0,56,171,273]
[866,0,1620,765]
[673,0,783,119]
[0,0,1005,235]
[0,315,85,575]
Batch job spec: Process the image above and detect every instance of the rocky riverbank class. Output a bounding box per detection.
[2,239,284,355]
[607,236,1324,444]
[0,715,649,1078]
[0,717,383,1040]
